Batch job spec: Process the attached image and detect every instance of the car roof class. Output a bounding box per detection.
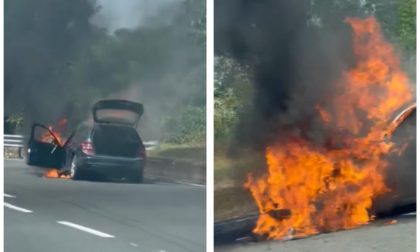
[77,121,92,129]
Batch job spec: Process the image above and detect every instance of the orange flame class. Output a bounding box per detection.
[384,220,397,225]
[41,126,64,145]
[45,169,71,179]
[59,118,67,128]
[244,17,414,240]
[41,119,70,179]
[40,117,69,146]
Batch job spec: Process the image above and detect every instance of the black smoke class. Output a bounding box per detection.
[215,0,355,153]
[4,0,99,132]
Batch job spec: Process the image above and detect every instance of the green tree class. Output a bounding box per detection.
[396,0,416,52]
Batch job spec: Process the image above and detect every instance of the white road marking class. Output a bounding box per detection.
[4,202,32,213]
[403,212,416,216]
[174,181,206,187]
[130,243,138,247]
[57,221,115,238]
[156,182,175,186]
[4,193,16,198]
[145,175,205,187]
[144,176,160,181]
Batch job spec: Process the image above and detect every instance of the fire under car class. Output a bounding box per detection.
[25,99,147,183]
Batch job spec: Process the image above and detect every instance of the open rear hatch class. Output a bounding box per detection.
[92,99,144,127]
[91,99,145,158]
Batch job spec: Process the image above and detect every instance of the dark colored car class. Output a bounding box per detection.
[26,99,147,183]
[372,102,416,215]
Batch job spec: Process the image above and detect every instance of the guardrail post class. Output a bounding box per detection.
[4,134,25,159]
[18,147,23,159]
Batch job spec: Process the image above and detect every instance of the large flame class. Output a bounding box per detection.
[41,118,67,145]
[41,119,70,179]
[244,17,414,240]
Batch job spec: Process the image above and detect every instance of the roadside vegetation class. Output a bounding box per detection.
[5,0,206,161]
[214,0,416,221]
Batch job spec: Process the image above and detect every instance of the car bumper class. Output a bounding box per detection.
[78,155,145,174]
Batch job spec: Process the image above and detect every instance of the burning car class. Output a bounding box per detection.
[26,99,147,183]
[243,17,416,240]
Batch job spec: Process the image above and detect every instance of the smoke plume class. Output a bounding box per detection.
[90,0,184,33]
[215,0,355,153]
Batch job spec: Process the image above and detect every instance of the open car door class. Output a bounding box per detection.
[92,99,144,127]
[26,123,75,169]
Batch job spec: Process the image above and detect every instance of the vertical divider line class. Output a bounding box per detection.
[206,0,215,251]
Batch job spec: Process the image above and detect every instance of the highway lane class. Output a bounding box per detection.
[4,160,206,252]
[215,213,415,252]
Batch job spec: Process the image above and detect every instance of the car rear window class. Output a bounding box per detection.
[93,125,140,143]
[92,125,142,158]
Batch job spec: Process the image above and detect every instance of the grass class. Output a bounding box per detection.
[214,144,266,188]
[4,147,20,159]
[214,152,236,188]
[147,143,206,163]
[214,186,259,221]
[214,144,266,221]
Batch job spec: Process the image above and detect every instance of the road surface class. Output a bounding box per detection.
[215,213,415,252]
[4,159,206,252]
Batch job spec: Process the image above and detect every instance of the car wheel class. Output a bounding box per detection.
[70,155,84,181]
[129,171,143,184]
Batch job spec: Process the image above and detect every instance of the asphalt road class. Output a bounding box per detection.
[4,159,206,252]
[215,213,415,252]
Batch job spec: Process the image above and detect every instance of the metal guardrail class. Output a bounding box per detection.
[4,134,25,148]
[4,134,26,159]
[4,134,159,150]
[144,141,159,150]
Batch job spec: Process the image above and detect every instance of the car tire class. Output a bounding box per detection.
[70,155,85,181]
[129,171,143,184]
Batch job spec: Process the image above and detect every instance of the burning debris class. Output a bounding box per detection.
[44,169,70,179]
[243,17,414,240]
[384,220,398,226]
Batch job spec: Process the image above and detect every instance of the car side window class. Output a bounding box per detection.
[71,126,87,143]
[79,126,91,141]
[68,130,79,145]
[73,130,80,143]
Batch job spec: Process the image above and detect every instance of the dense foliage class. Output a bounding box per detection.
[214,0,416,145]
[5,0,206,145]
